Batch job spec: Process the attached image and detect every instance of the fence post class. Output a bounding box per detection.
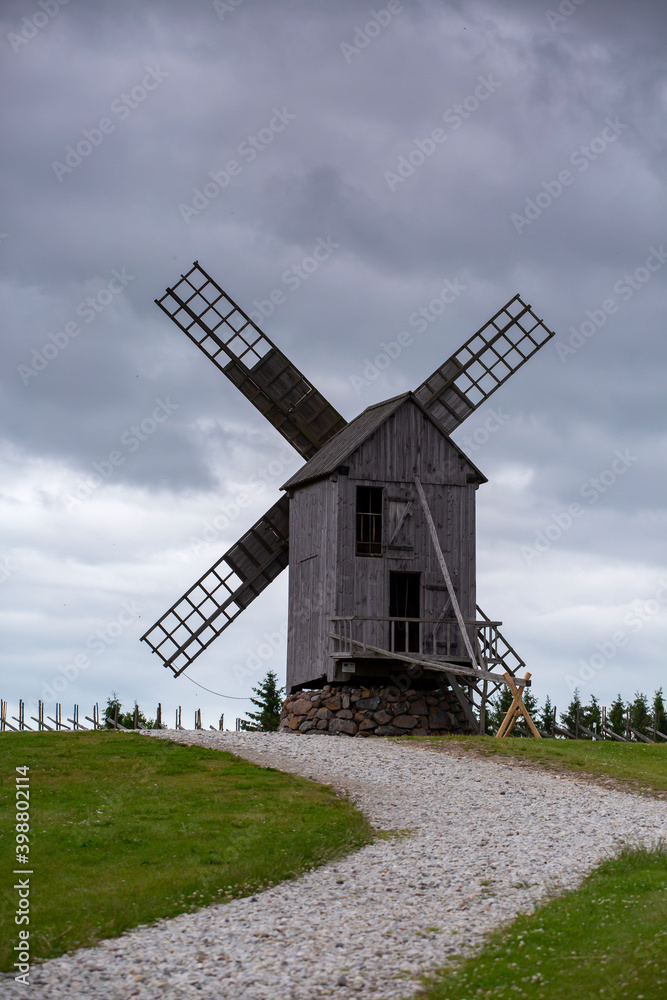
[157,703,162,728]
[218,713,224,731]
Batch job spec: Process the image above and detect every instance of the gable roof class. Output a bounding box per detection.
[281,392,487,490]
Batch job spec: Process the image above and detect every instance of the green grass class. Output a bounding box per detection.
[418,735,667,796]
[0,731,374,969]
[404,736,667,999]
[415,846,667,1000]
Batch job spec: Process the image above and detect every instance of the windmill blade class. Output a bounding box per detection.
[413,294,555,433]
[141,496,290,676]
[156,261,347,460]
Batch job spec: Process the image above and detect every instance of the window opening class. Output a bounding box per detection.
[356,486,383,556]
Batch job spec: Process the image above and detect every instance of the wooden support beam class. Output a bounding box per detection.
[627,725,652,744]
[414,476,480,671]
[67,718,89,730]
[105,718,131,731]
[328,633,518,685]
[12,717,33,731]
[444,671,480,734]
[496,672,541,739]
[30,716,54,731]
[602,727,626,742]
[84,716,106,730]
[47,716,70,730]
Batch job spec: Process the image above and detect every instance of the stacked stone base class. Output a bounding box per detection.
[279,683,474,737]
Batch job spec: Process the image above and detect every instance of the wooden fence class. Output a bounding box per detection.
[522,703,667,742]
[0,699,245,733]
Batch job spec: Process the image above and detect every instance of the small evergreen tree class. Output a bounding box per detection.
[105,693,122,729]
[104,693,154,730]
[560,689,582,734]
[538,695,554,734]
[582,694,601,732]
[653,688,666,736]
[608,693,626,736]
[629,691,651,738]
[240,670,284,732]
[523,687,539,722]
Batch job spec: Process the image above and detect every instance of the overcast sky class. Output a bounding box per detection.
[2,0,666,729]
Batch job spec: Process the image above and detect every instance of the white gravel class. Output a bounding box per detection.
[4,731,666,999]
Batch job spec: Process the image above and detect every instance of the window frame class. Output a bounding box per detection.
[355,485,384,557]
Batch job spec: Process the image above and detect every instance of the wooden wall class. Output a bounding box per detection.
[286,398,481,692]
[286,477,339,690]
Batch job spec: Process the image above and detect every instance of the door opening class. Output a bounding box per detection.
[389,571,420,653]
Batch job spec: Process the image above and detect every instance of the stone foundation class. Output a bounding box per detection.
[279,683,474,737]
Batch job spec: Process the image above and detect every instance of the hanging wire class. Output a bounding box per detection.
[181,674,249,699]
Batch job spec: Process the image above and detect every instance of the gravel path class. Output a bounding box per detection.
[4,731,666,999]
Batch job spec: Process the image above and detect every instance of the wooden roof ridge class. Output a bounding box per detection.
[281,391,487,491]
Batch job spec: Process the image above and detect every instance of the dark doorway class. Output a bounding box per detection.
[389,571,420,653]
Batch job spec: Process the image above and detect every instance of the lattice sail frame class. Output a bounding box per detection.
[141,498,290,676]
[143,267,555,677]
[155,262,346,461]
[414,294,555,433]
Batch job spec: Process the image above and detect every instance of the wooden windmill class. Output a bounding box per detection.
[141,261,554,733]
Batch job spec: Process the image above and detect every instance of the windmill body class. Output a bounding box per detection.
[283,392,485,692]
[141,261,555,732]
